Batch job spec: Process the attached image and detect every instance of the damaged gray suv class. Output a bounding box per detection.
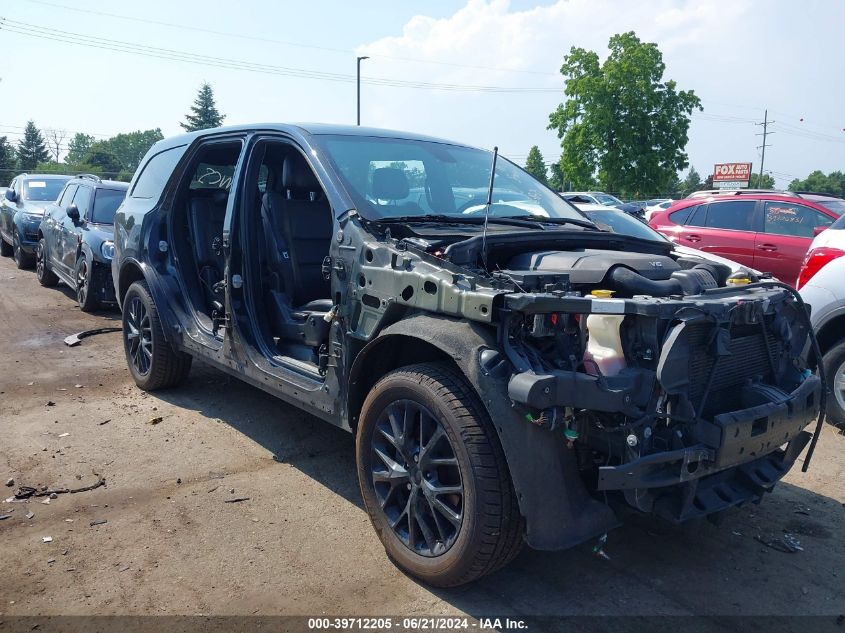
[112,124,825,586]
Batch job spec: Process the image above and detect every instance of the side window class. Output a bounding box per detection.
[704,200,756,231]
[669,206,694,225]
[131,146,185,199]
[58,184,78,208]
[763,202,833,237]
[686,204,707,227]
[72,186,93,218]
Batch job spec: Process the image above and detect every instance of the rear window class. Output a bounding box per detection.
[131,146,185,200]
[704,200,757,231]
[669,206,695,225]
[91,188,126,224]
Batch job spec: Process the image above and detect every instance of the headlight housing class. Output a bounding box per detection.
[101,241,115,260]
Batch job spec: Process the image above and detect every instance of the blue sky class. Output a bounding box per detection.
[1,0,843,189]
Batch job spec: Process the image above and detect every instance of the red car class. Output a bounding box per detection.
[649,192,844,285]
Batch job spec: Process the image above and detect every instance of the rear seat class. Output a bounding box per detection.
[186,188,229,309]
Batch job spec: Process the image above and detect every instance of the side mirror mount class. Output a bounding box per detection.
[4,189,16,202]
[66,204,80,223]
[813,225,828,237]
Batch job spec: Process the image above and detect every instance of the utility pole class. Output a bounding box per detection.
[755,109,774,185]
[356,56,369,126]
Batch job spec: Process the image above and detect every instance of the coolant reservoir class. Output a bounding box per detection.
[584,314,626,376]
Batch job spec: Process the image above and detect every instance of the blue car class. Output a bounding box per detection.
[36,175,128,311]
[1,173,72,268]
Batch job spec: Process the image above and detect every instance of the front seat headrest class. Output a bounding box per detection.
[282,153,320,193]
[372,168,409,201]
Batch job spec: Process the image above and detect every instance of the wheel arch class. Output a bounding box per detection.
[816,312,845,357]
[346,312,618,551]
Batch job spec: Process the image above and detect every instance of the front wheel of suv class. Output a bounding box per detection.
[822,339,845,427]
[122,280,192,391]
[12,231,34,269]
[356,362,524,587]
[75,255,99,312]
[36,239,59,287]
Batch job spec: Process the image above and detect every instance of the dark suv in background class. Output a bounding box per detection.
[0,173,71,268]
[36,175,128,311]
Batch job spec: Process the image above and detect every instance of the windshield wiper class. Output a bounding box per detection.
[500,215,599,230]
[371,214,548,229]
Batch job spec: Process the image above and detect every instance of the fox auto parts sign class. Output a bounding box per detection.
[713,162,753,188]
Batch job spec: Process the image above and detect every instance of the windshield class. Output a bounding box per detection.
[91,188,126,224]
[317,135,585,222]
[595,193,623,206]
[816,199,845,215]
[23,178,69,202]
[580,208,668,242]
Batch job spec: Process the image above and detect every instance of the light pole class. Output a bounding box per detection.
[356,56,368,126]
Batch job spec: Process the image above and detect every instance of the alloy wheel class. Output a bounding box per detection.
[125,296,153,376]
[76,259,89,305]
[370,400,463,557]
[35,243,46,280]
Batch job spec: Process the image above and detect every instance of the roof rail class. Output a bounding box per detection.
[686,188,793,199]
[76,173,102,183]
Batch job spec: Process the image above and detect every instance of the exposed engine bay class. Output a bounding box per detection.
[356,223,823,522]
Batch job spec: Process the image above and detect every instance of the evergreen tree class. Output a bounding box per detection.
[524,146,549,185]
[180,83,226,132]
[681,166,702,197]
[0,136,17,187]
[16,121,50,171]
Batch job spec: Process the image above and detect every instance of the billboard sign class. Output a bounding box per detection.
[713,162,752,188]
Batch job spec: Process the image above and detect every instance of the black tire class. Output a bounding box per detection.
[0,236,11,257]
[12,231,34,269]
[356,362,523,587]
[36,238,59,287]
[822,339,845,427]
[75,255,100,312]
[122,280,192,391]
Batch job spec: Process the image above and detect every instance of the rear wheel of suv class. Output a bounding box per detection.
[356,362,523,587]
[822,339,845,427]
[122,280,192,390]
[0,236,11,257]
[36,238,59,287]
[12,231,34,269]
[75,255,99,312]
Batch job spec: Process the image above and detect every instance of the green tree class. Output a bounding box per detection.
[66,133,96,165]
[16,121,50,171]
[180,83,226,132]
[681,166,702,197]
[524,146,549,185]
[548,161,565,191]
[748,172,775,189]
[0,136,17,187]
[548,32,701,197]
[82,142,123,176]
[105,129,164,173]
[788,170,845,195]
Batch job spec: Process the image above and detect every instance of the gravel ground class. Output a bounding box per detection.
[1,253,844,622]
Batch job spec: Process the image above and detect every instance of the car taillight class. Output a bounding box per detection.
[796,247,845,289]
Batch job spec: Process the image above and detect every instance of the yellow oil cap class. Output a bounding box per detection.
[726,277,752,286]
[590,289,616,298]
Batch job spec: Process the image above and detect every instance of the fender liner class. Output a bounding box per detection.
[117,258,182,346]
[349,312,618,550]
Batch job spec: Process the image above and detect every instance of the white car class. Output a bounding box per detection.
[644,198,674,221]
[561,191,625,208]
[797,215,845,425]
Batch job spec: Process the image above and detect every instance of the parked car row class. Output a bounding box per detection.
[1,172,126,312]
[0,127,838,587]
